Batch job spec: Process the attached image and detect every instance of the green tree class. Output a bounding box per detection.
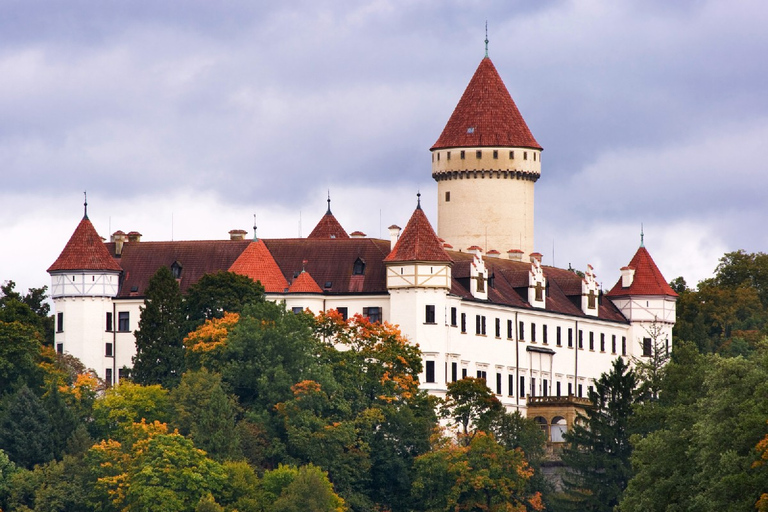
[262,464,346,512]
[133,266,186,388]
[440,376,503,441]
[0,320,44,395]
[184,271,264,330]
[0,386,54,469]
[91,381,170,442]
[0,280,52,343]
[0,449,18,510]
[559,357,637,512]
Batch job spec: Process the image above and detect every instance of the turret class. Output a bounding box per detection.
[431,56,542,257]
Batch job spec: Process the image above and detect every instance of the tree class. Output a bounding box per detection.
[263,464,347,512]
[632,320,670,401]
[440,376,503,441]
[183,271,264,330]
[559,357,637,512]
[0,280,53,343]
[0,320,44,395]
[412,432,543,512]
[132,266,185,388]
[0,386,54,468]
[91,381,171,443]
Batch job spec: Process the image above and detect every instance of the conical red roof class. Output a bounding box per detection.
[288,270,323,293]
[384,206,452,263]
[307,212,349,239]
[48,217,122,272]
[228,240,289,293]
[606,247,678,297]
[432,57,541,150]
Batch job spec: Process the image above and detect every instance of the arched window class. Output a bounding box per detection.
[353,257,366,275]
[550,416,567,443]
[171,261,183,279]
[534,416,548,440]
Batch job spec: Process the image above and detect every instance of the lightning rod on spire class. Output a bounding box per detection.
[83,191,88,220]
[485,21,489,57]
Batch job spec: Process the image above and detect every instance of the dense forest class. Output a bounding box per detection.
[1,250,768,511]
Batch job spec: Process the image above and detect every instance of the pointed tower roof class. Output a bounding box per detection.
[307,197,350,239]
[384,203,452,263]
[432,57,541,150]
[606,247,678,297]
[228,240,289,293]
[48,217,122,273]
[288,270,323,294]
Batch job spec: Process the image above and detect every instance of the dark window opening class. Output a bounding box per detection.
[106,312,113,332]
[557,326,562,346]
[556,381,561,397]
[450,307,457,326]
[531,378,536,397]
[105,343,113,357]
[425,305,436,324]
[543,379,548,396]
[520,376,526,397]
[496,373,502,394]
[568,328,573,348]
[118,312,130,332]
[337,307,348,321]
[507,319,513,339]
[643,337,652,357]
[56,343,63,354]
[292,306,304,314]
[105,368,113,387]
[476,150,482,159]
[508,374,514,396]
[451,362,458,382]
[462,368,468,378]
[476,370,487,381]
[568,382,573,396]
[524,151,528,160]
[589,331,594,350]
[425,361,435,383]
[578,330,583,349]
[578,384,583,397]
[600,333,606,352]
[56,312,64,333]
[493,150,498,159]
[353,257,366,275]
[363,307,382,323]
[509,150,514,159]
[531,323,536,342]
[519,321,525,341]
[171,261,183,279]
[495,318,501,338]
[461,313,467,333]
[622,336,627,356]
[460,150,465,159]
[445,191,451,202]
[447,151,451,160]
[612,335,617,354]
[543,325,548,344]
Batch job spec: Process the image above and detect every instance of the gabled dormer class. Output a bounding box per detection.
[581,264,599,317]
[384,196,452,290]
[528,253,546,308]
[469,251,489,301]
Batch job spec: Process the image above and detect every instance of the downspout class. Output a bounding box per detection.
[112,302,117,385]
[574,319,579,397]
[515,311,519,408]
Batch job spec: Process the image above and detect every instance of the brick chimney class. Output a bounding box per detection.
[229,229,247,241]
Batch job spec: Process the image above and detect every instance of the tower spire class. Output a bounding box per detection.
[485,21,489,57]
[640,223,645,247]
[83,191,88,220]
[326,190,332,215]
[253,214,258,241]
[417,191,422,210]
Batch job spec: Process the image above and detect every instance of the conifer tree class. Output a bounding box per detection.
[132,266,185,388]
[559,357,637,512]
[0,386,54,468]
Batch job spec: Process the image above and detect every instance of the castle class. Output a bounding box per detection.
[48,55,677,437]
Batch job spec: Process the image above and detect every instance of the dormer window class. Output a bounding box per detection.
[489,272,495,289]
[171,261,183,279]
[353,257,366,275]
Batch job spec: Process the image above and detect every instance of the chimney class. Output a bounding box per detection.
[486,249,501,258]
[621,266,635,288]
[467,245,483,256]
[127,231,142,243]
[111,230,126,257]
[507,249,524,261]
[350,231,366,239]
[388,224,401,250]
[229,229,247,241]
[529,252,542,265]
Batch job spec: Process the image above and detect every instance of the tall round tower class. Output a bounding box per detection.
[431,57,542,257]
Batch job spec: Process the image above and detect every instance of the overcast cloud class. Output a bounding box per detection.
[2,0,767,294]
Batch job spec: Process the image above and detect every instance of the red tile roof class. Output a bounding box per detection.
[228,241,289,292]
[288,271,323,293]
[48,217,122,272]
[432,57,541,150]
[606,247,678,297]
[307,212,350,239]
[384,207,452,263]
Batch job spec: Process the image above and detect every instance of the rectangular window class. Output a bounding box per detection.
[578,384,583,397]
[451,362,458,382]
[643,337,652,357]
[495,318,501,338]
[118,368,129,382]
[556,381,561,397]
[461,313,467,333]
[336,307,348,321]
[600,333,606,352]
[543,325,548,344]
[496,373,502,394]
[508,374,514,396]
[520,376,526,397]
[118,312,130,332]
[445,191,451,202]
[568,382,573,396]
[462,368,467,378]
[363,307,382,323]
[519,321,525,341]
[291,306,304,314]
[612,334,617,354]
[425,361,435,383]
[475,315,481,335]
[493,149,498,159]
[578,330,583,349]
[507,319,513,339]
[531,378,536,397]
[557,326,562,346]
[476,150,482,159]
[56,343,63,354]
[568,328,573,348]
[543,379,548,396]
[106,312,113,332]
[425,305,436,324]
[622,336,627,356]
[481,316,486,335]
[450,307,457,326]
[524,151,528,160]
[56,312,64,333]
[476,370,487,381]
[589,331,594,350]
[509,150,514,159]
[460,150,465,159]
[105,343,113,357]
[447,151,451,160]
[531,323,536,342]
[105,368,113,387]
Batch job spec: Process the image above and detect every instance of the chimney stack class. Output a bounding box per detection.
[388,225,401,250]
[620,266,635,288]
[111,230,126,257]
[229,229,247,241]
[127,231,142,243]
[507,249,524,261]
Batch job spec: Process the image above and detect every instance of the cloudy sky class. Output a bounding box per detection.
[2,0,767,295]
